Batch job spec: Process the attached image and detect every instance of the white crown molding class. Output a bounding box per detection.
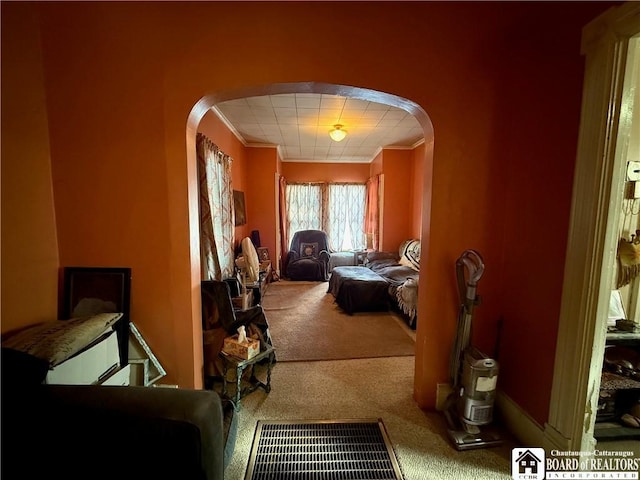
[245,143,278,149]
[210,106,247,146]
[382,145,417,151]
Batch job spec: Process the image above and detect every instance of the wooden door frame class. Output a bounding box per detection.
[544,2,640,452]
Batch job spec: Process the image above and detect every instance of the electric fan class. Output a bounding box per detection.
[234,237,260,308]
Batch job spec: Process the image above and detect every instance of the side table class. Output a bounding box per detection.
[219,346,276,411]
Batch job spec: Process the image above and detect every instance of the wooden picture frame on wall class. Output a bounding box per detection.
[257,247,270,262]
[233,190,246,226]
[62,266,132,366]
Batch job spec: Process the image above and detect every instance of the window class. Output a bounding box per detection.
[285,182,366,251]
[326,184,366,251]
[285,183,322,237]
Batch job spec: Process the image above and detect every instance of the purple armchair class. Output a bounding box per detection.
[284,230,330,281]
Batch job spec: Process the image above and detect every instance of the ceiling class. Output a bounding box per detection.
[212,93,424,163]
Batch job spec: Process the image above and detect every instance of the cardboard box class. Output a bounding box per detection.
[46,330,120,385]
[99,364,131,386]
[222,334,260,360]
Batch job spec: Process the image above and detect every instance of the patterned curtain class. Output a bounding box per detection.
[284,183,322,247]
[365,175,381,251]
[327,184,366,251]
[283,182,366,252]
[196,133,235,280]
[278,175,289,273]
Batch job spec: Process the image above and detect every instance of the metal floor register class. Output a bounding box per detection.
[245,419,404,480]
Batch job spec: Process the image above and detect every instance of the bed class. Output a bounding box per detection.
[328,266,390,314]
[328,240,421,327]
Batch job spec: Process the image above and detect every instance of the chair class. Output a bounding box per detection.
[201,280,275,380]
[284,229,330,281]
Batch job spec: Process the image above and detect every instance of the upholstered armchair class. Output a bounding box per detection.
[284,230,330,281]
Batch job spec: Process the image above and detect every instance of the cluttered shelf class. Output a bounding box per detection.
[595,326,640,440]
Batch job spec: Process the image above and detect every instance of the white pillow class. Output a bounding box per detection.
[398,239,420,271]
[2,313,122,367]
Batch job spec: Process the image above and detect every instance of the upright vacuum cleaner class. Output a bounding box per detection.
[443,249,502,451]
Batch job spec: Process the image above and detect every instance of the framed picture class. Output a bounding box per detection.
[257,247,270,262]
[233,190,247,226]
[62,266,132,366]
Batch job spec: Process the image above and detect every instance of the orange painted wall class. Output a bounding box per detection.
[2,1,615,426]
[380,149,414,253]
[411,144,425,240]
[280,162,370,183]
[370,151,383,177]
[1,3,59,330]
[245,147,279,266]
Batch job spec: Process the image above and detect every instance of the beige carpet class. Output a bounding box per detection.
[261,280,415,361]
[223,357,518,480]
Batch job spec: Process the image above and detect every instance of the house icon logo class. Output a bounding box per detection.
[512,447,545,480]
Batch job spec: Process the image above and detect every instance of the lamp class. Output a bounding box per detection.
[329,124,347,142]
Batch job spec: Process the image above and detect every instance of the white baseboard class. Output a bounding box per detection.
[496,391,544,447]
[542,422,572,452]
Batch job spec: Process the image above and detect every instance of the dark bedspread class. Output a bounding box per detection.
[365,258,419,327]
[328,266,389,314]
[367,259,419,286]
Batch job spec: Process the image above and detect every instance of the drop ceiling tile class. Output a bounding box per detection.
[282,134,300,146]
[362,109,386,120]
[274,107,297,118]
[261,124,282,135]
[240,124,264,135]
[365,101,392,111]
[211,93,424,163]
[377,116,402,128]
[344,98,369,110]
[270,95,296,108]
[295,96,321,108]
[266,134,284,144]
[297,108,320,121]
[320,95,346,110]
[246,96,272,107]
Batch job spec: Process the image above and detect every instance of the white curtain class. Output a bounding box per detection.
[285,183,322,246]
[197,133,235,280]
[284,182,365,251]
[327,184,366,251]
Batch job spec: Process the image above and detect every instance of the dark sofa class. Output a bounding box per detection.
[328,240,420,328]
[1,348,236,480]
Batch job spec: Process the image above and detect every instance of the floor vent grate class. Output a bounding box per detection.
[245,419,404,480]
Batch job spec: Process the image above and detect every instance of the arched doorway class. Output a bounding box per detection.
[186,82,435,394]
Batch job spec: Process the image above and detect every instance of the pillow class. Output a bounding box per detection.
[398,239,420,271]
[300,242,318,258]
[1,312,122,367]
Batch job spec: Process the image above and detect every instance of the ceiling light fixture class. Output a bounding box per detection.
[329,124,347,142]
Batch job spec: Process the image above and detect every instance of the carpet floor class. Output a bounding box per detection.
[224,279,515,479]
[245,419,404,479]
[223,357,518,480]
[261,280,415,362]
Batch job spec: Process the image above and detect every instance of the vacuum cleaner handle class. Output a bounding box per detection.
[450,249,485,386]
[456,249,484,305]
